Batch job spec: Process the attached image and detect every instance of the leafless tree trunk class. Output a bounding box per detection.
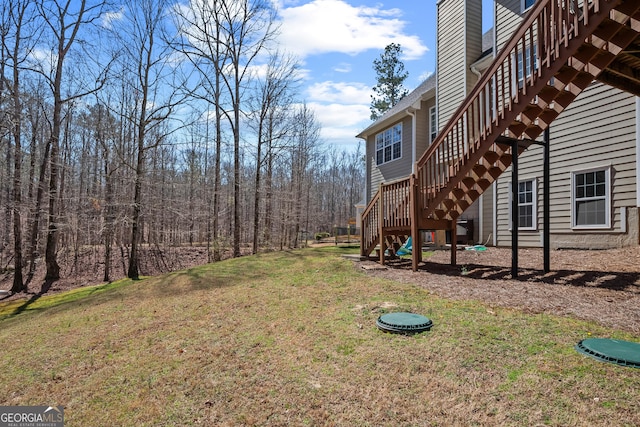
[0,3,10,269]
[289,104,321,248]
[248,52,298,254]
[174,0,276,259]
[35,0,107,281]
[7,1,34,292]
[216,0,276,258]
[113,0,186,279]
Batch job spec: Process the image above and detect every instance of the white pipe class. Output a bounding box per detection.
[636,97,640,207]
[407,109,417,173]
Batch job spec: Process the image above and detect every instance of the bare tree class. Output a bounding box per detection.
[33,0,108,281]
[24,84,49,282]
[247,52,298,254]
[83,101,119,282]
[221,0,276,257]
[4,0,37,292]
[174,0,277,258]
[172,0,230,261]
[112,0,187,280]
[288,103,321,248]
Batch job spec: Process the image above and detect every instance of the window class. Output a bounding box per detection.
[522,0,536,12]
[375,123,402,165]
[429,107,437,144]
[518,180,536,229]
[515,45,538,88]
[572,168,610,228]
[509,179,537,230]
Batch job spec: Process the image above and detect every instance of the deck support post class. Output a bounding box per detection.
[451,220,457,266]
[543,128,551,273]
[511,140,519,278]
[410,175,420,271]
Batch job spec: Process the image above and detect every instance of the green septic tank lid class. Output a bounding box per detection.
[575,338,640,368]
[376,312,433,334]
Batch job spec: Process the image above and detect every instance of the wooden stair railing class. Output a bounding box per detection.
[360,178,411,258]
[361,0,640,261]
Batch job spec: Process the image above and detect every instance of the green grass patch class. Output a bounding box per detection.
[0,246,638,426]
[0,278,134,320]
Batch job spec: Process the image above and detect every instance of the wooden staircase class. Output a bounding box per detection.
[361,0,640,270]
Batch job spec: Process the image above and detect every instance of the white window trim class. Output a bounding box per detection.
[571,166,612,229]
[375,123,402,166]
[508,178,538,231]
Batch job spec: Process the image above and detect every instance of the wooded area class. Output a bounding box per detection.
[0,0,364,292]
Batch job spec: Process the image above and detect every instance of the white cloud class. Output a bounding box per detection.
[303,81,373,144]
[28,48,57,76]
[333,62,352,73]
[306,81,371,104]
[417,70,433,83]
[101,7,125,29]
[304,101,370,143]
[277,0,427,60]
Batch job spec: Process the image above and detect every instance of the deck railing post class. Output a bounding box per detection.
[543,128,550,273]
[450,220,457,266]
[378,183,385,265]
[410,175,420,271]
[511,140,519,278]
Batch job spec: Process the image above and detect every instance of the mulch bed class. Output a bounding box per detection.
[357,246,640,333]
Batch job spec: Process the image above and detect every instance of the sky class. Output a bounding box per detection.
[273,0,494,151]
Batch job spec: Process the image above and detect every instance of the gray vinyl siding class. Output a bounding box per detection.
[437,0,465,130]
[480,184,495,244]
[368,116,414,202]
[495,0,524,53]
[465,0,483,93]
[495,83,638,248]
[436,0,482,130]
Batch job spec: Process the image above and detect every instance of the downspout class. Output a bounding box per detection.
[471,65,483,244]
[636,97,640,243]
[493,181,497,246]
[492,0,498,248]
[636,97,640,208]
[407,109,417,173]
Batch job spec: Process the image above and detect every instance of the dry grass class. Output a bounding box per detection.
[0,247,638,426]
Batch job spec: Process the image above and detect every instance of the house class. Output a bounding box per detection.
[357,0,640,271]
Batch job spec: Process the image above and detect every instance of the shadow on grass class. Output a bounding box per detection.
[0,278,135,322]
[2,279,57,319]
[382,257,640,293]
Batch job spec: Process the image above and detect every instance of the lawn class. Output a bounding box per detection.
[0,247,638,426]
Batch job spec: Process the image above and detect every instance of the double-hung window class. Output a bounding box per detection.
[515,45,538,89]
[429,107,437,144]
[572,168,610,228]
[510,179,537,230]
[375,123,402,165]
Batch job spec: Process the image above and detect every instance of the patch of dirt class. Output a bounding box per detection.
[358,246,640,334]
